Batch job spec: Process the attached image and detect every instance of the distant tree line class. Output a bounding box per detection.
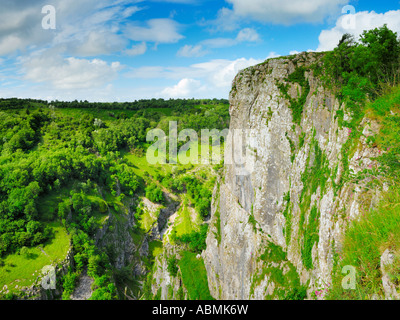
[0,98,229,111]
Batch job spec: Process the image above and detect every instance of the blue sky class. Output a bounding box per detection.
[0,0,400,101]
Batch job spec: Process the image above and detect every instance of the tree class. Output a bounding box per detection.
[146,184,164,203]
[358,24,400,84]
[19,246,29,258]
[167,255,179,277]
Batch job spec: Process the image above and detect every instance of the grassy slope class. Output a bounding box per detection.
[178,251,214,300]
[327,86,400,299]
[0,222,70,292]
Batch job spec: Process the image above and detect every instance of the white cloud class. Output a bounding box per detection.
[317,10,400,52]
[236,28,260,42]
[0,3,53,56]
[177,45,208,57]
[124,19,184,44]
[0,35,25,56]
[199,28,261,49]
[161,78,204,98]
[225,0,349,24]
[201,38,237,48]
[207,7,241,32]
[0,0,146,57]
[72,31,127,56]
[266,52,281,59]
[150,0,198,3]
[127,56,262,98]
[125,42,148,56]
[196,58,261,88]
[127,57,262,85]
[21,52,122,90]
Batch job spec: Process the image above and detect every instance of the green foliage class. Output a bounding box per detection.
[298,138,329,240]
[184,176,212,218]
[251,241,306,300]
[260,242,287,263]
[178,251,214,300]
[145,183,164,203]
[277,66,311,124]
[299,132,306,149]
[248,210,258,233]
[90,275,118,300]
[327,188,400,299]
[282,193,293,247]
[62,271,79,300]
[110,163,140,196]
[167,255,179,277]
[0,98,230,299]
[323,25,400,130]
[174,224,208,254]
[327,85,400,300]
[301,206,320,270]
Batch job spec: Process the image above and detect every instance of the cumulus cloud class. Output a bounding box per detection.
[206,7,242,32]
[195,58,262,88]
[186,28,260,53]
[317,10,400,52]
[72,31,128,56]
[161,78,204,98]
[21,52,122,90]
[236,28,260,42]
[124,19,184,44]
[225,0,349,25]
[125,42,148,56]
[0,2,54,56]
[0,0,146,57]
[177,45,208,57]
[127,56,263,98]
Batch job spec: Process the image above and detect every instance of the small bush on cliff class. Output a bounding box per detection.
[145,183,164,203]
[167,255,179,277]
[174,223,208,254]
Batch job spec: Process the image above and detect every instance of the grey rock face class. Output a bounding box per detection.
[381,249,400,300]
[203,52,383,299]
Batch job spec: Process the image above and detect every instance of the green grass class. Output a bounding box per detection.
[249,241,306,300]
[327,86,400,299]
[173,197,201,238]
[327,188,400,299]
[298,136,329,262]
[301,206,320,270]
[213,187,222,245]
[137,207,160,233]
[123,150,166,178]
[0,222,71,293]
[178,251,214,300]
[123,140,224,179]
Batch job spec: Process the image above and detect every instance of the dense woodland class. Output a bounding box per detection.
[0,98,229,299]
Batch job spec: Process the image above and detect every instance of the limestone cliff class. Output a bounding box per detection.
[203,52,383,300]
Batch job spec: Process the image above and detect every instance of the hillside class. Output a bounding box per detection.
[1,25,400,301]
[0,98,229,299]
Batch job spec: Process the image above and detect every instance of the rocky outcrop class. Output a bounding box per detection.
[18,247,74,300]
[381,249,400,300]
[204,52,383,299]
[71,270,93,300]
[150,243,187,300]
